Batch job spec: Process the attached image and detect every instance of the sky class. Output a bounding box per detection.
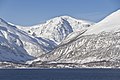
[0,0,120,26]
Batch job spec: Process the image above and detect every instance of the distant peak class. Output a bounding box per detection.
[47,15,77,23]
[59,15,72,18]
[0,18,10,26]
[58,16,77,20]
[0,18,7,23]
[0,18,4,22]
[48,15,75,20]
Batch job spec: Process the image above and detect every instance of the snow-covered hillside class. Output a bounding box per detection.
[0,16,93,63]
[1,9,120,68]
[28,9,120,68]
[0,18,34,62]
[18,16,93,44]
[0,18,57,62]
[84,10,120,35]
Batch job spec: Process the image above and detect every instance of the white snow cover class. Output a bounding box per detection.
[0,18,34,62]
[0,18,50,62]
[18,16,93,44]
[26,9,120,68]
[84,9,120,35]
[1,9,120,68]
[0,16,93,63]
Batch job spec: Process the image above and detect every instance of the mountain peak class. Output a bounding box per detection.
[59,15,73,19]
[0,18,5,22]
[52,15,78,21]
[0,18,9,26]
[45,15,93,26]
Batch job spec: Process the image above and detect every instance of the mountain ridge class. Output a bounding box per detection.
[26,9,120,68]
[0,16,93,64]
[0,9,120,68]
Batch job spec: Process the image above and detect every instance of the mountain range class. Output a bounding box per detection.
[0,9,120,68]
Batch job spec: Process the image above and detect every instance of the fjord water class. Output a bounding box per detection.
[0,69,120,80]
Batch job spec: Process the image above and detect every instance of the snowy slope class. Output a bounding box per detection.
[84,9,120,35]
[1,9,120,68]
[0,18,57,62]
[18,16,93,44]
[28,9,120,68]
[0,18,34,62]
[0,16,92,63]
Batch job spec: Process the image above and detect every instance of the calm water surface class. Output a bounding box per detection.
[0,68,120,80]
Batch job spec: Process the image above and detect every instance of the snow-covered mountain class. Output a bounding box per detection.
[28,9,120,68]
[0,16,93,63]
[1,9,120,68]
[0,18,57,63]
[18,16,93,44]
[0,18,34,62]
